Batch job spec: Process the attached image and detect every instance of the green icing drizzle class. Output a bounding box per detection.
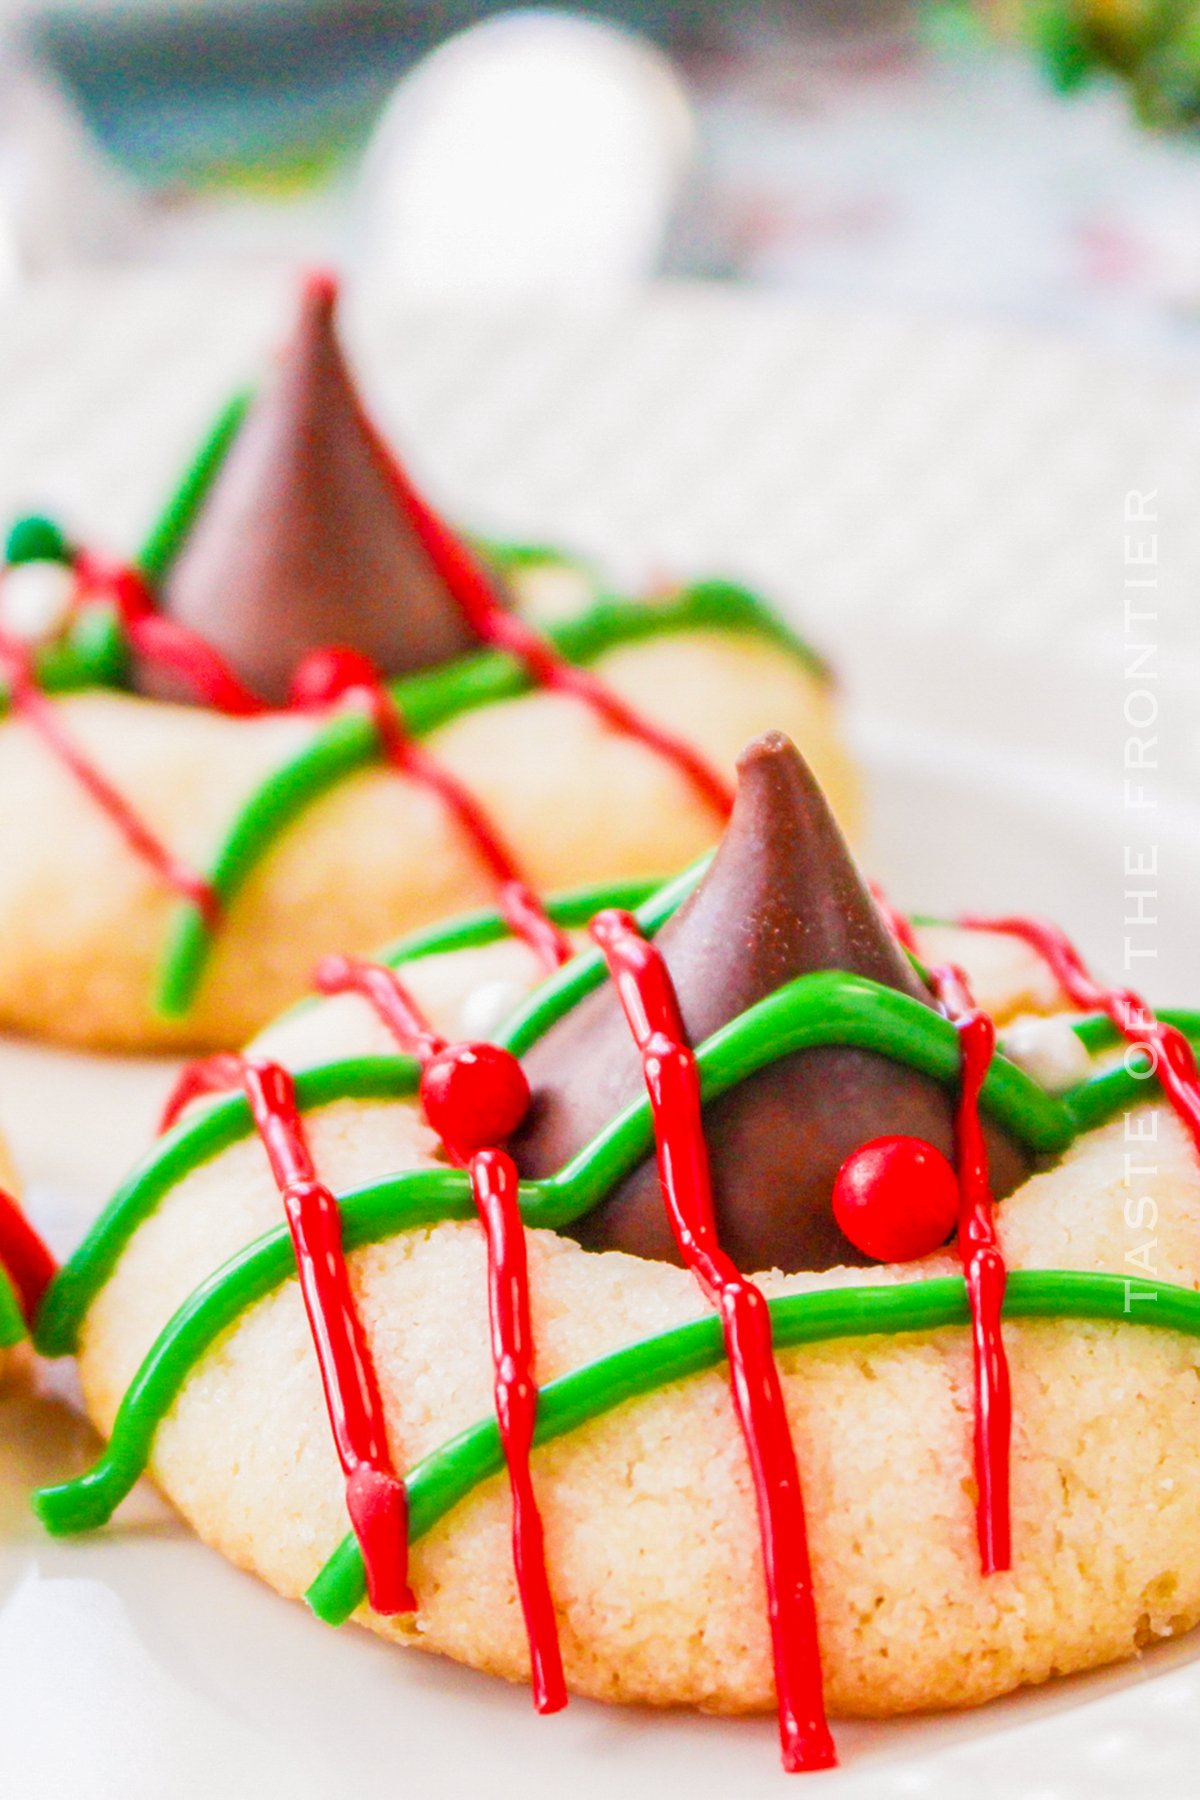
[36,966,1070,1362]
[9,474,828,1029]
[494,863,705,1058]
[266,875,671,1038]
[37,874,687,1357]
[151,582,799,1020]
[378,875,664,967]
[35,1260,1200,1625]
[136,392,251,583]
[35,1055,421,1359]
[36,1169,473,1535]
[304,1268,1200,1626]
[41,899,1200,1372]
[476,537,598,581]
[0,1268,25,1348]
[33,978,1197,1539]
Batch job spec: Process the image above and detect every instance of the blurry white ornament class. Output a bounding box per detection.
[0,558,76,642]
[353,9,695,304]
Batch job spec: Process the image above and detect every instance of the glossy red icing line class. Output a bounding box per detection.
[291,648,572,974]
[159,1051,415,1616]
[0,632,220,928]
[869,884,1013,1573]
[315,953,445,1064]
[158,1049,245,1135]
[126,615,268,715]
[468,1147,567,1714]
[927,962,1011,1574]
[76,553,268,715]
[310,952,563,1709]
[0,1187,57,1326]
[869,880,919,954]
[589,907,835,1774]
[964,914,1200,1159]
[366,438,735,821]
[18,368,731,984]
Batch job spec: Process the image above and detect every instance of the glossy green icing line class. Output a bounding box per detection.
[267,874,672,1039]
[36,987,1196,1537]
[42,835,1200,1364]
[35,1168,475,1534]
[36,968,1066,1362]
[494,863,707,1058]
[136,392,251,583]
[39,966,1196,1371]
[476,537,598,583]
[304,1269,1200,1625]
[0,1268,25,1348]
[34,1261,1200,1617]
[152,582,814,1019]
[39,873,689,1357]
[35,1054,422,1359]
[379,875,665,968]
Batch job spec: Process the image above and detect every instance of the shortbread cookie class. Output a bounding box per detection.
[0,278,852,1052]
[39,735,1193,1775]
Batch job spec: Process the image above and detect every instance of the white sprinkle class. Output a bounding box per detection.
[999,1014,1094,1093]
[511,561,595,623]
[459,978,527,1042]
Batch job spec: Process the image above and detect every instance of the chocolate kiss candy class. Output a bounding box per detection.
[141,272,482,705]
[511,731,1030,1272]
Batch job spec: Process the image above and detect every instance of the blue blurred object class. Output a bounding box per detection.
[29,1,727,189]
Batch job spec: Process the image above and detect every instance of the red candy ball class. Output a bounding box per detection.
[419,1042,531,1162]
[832,1134,960,1264]
[288,645,380,710]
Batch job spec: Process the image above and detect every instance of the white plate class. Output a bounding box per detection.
[1,272,1200,1797]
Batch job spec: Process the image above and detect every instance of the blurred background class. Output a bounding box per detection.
[5,0,1200,1001]
[6,0,1200,346]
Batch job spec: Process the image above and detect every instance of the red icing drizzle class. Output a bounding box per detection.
[869,880,919,954]
[315,953,443,1063]
[15,328,735,977]
[59,562,573,971]
[76,554,268,716]
[963,914,1200,1158]
[925,962,1011,1574]
[361,431,734,822]
[0,1186,57,1326]
[311,953,566,1710]
[291,649,571,974]
[883,902,1200,1573]
[869,884,1013,1570]
[0,631,220,928]
[160,1051,415,1616]
[589,908,835,1774]
[460,1145,566,1713]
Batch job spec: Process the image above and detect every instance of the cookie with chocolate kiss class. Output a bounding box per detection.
[511,731,1030,1272]
[139,272,482,706]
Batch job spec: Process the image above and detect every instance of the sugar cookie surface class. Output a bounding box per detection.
[71,923,1200,1718]
[0,630,852,1050]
